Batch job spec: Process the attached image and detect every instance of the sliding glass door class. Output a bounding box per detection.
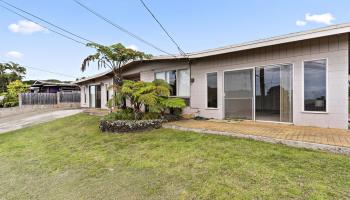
[224,69,254,120]
[89,85,95,108]
[280,65,293,122]
[255,66,281,121]
[255,64,293,122]
[224,65,293,123]
[89,85,101,108]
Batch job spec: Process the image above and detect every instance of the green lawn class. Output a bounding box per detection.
[0,114,350,199]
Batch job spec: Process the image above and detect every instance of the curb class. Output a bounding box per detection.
[163,124,350,155]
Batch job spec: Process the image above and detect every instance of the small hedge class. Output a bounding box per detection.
[100,119,163,133]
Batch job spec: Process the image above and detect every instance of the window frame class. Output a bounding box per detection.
[206,71,218,109]
[83,86,87,103]
[154,68,190,98]
[302,58,328,113]
[106,84,109,102]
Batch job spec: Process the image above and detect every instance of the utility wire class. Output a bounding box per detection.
[0,60,78,78]
[73,0,177,57]
[0,0,96,44]
[139,0,187,57]
[25,66,78,78]
[0,4,86,46]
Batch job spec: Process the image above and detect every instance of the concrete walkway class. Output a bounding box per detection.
[0,109,84,134]
[165,119,350,154]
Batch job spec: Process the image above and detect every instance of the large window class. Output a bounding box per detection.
[155,69,190,96]
[304,59,327,112]
[207,72,217,108]
[178,69,190,96]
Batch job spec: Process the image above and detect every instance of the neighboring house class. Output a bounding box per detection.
[75,23,350,129]
[30,80,80,93]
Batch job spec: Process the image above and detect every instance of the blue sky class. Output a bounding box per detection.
[1,0,350,81]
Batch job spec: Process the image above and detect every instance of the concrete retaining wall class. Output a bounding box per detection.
[0,103,80,118]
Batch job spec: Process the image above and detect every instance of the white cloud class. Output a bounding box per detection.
[295,20,307,26]
[8,20,46,34]
[5,51,23,59]
[305,13,335,25]
[296,20,307,26]
[126,44,138,51]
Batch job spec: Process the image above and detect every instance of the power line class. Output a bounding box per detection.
[0,0,96,44]
[0,60,77,78]
[0,4,87,46]
[25,66,78,79]
[73,0,177,57]
[139,0,187,57]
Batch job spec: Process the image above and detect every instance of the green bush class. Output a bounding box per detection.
[104,109,134,121]
[104,110,163,121]
[142,112,161,120]
[0,80,28,108]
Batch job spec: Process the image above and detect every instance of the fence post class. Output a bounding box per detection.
[57,92,60,107]
[18,93,22,108]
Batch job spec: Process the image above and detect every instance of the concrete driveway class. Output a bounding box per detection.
[0,109,84,134]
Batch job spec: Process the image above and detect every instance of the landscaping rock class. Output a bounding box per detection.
[100,119,163,133]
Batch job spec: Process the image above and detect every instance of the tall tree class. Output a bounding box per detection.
[80,43,152,86]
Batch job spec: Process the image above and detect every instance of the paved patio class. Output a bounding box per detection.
[166,119,350,148]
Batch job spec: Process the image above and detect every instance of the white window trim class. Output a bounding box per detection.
[302,58,328,113]
[222,67,255,120]
[154,68,190,98]
[255,63,295,123]
[222,62,294,123]
[206,71,219,109]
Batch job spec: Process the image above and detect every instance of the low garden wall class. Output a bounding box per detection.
[0,103,81,118]
[0,105,55,118]
[100,119,163,133]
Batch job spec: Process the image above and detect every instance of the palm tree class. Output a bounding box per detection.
[0,62,26,93]
[5,62,26,82]
[0,63,7,75]
[80,43,152,86]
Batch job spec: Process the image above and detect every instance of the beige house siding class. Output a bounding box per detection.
[189,34,348,129]
[77,33,349,129]
[124,34,348,129]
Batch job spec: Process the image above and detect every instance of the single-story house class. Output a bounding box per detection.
[30,80,80,93]
[75,23,350,129]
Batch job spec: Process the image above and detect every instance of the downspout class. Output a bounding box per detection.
[188,57,193,110]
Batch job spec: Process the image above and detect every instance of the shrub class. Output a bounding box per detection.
[142,112,161,120]
[163,114,181,122]
[113,80,186,116]
[0,80,28,108]
[103,109,134,120]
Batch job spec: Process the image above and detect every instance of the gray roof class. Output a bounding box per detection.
[32,80,78,87]
[75,22,350,84]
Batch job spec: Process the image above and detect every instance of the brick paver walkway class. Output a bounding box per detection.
[166,119,350,148]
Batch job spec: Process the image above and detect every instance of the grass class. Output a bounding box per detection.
[0,114,350,199]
